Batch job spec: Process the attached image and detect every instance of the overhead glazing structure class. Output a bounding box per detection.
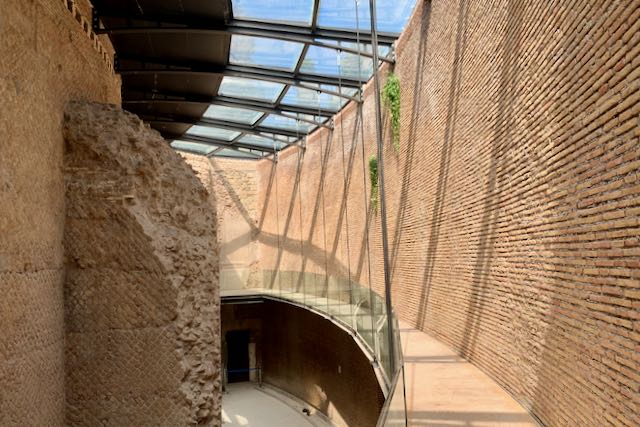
[92,0,415,159]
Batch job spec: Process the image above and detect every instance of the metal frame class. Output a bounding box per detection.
[92,0,406,158]
[146,111,314,136]
[123,91,337,118]
[93,12,397,61]
[117,56,364,89]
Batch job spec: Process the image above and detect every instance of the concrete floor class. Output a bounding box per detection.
[222,383,332,427]
[400,323,540,427]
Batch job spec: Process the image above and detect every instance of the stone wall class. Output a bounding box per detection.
[0,0,120,423]
[256,0,640,426]
[63,102,221,425]
[182,155,261,291]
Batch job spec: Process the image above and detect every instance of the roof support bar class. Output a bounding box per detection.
[93,14,398,48]
[147,115,307,139]
[116,57,364,89]
[125,98,332,128]
[165,133,274,155]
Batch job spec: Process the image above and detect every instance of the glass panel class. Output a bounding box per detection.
[170,140,215,155]
[317,0,416,34]
[230,35,305,71]
[232,0,315,26]
[218,76,285,103]
[381,369,408,426]
[203,105,263,125]
[215,148,259,158]
[186,125,241,141]
[239,134,286,149]
[260,114,317,133]
[281,86,345,111]
[300,46,373,80]
[316,39,392,58]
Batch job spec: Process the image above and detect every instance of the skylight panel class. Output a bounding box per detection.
[300,46,373,80]
[232,0,315,26]
[230,35,305,71]
[315,39,392,58]
[260,114,317,133]
[186,125,241,141]
[317,0,416,34]
[281,86,345,111]
[215,148,260,158]
[171,140,215,155]
[239,134,286,149]
[203,105,263,125]
[218,76,285,103]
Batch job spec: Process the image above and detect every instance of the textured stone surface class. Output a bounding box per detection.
[182,155,261,291]
[63,102,221,426]
[0,0,120,424]
[256,1,640,426]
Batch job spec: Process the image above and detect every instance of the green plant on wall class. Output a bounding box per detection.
[382,72,401,152]
[369,155,379,213]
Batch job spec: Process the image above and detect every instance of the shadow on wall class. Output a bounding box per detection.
[389,0,432,283]
[415,0,468,329]
[458,0,524,358]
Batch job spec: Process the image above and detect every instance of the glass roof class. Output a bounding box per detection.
[317,0,416,33]
[218,76,285,103]
[230,35,305,71]
[171,140,216,155]
[203,105,263,125]
[260,114,317,133]
[300,46,373,80]
[282,86,346,111]
[216,147,262,158]
[147,0,416,157]
[232,0,315,26]
[186,125,241,141]
[239,134,287,149]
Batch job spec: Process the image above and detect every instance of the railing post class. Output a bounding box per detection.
[368,0,396,375]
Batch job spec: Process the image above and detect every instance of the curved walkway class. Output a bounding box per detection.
[400,323,540,427]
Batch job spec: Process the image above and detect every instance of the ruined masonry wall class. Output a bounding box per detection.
[182,154,261,291]
[63,102,221,426]
[0,0,120,423]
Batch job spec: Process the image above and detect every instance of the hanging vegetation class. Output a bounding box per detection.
[382,73,401,152]
[369,155,379,213]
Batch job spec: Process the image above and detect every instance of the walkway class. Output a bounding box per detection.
[400,323,540,427]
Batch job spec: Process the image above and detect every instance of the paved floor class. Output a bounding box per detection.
[222,383,332,427]
[400,323,540,427]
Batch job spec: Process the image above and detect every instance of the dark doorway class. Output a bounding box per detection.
[226,330,250,383]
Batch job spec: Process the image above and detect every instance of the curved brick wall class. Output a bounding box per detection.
[256,1,640,425]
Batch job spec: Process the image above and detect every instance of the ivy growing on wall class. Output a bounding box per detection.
[382,73,401,152]
[369,154,379,213]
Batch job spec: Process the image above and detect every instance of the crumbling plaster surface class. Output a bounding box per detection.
[63,102,221,426]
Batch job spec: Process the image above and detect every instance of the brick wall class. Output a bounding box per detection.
[256,0,640,425]
[0,0,120,423]
[182,155,261,291]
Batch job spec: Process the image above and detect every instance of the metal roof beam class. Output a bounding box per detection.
[165,133,274,155]
[116,57,364,89]
[94,13,398,47]
[147,114,307,139]
[125,99,332,130]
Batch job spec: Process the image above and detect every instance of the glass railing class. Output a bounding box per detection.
[227,270,407,425]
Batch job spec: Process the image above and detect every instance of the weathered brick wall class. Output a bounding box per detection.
[0,0,120,423]
[256,0,640,425]
[182,155,261,291]
[64,102,221,426]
